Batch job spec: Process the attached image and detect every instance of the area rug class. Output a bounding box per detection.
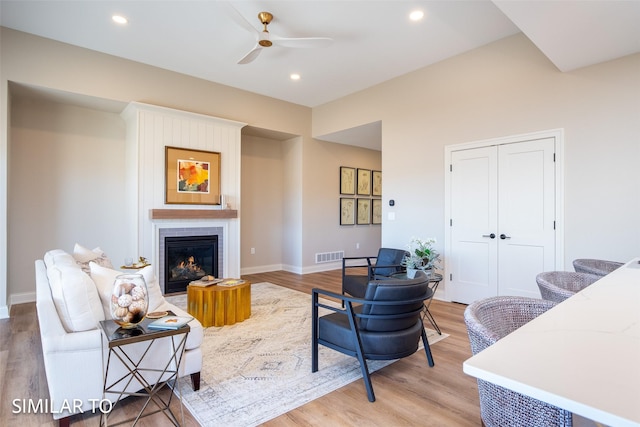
[167,282,448,427]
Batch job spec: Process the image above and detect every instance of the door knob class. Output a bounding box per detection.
[482,233,496,239]
[500,234,511,240]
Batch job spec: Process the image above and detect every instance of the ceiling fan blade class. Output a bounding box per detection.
[237,45,262,64]
[271,36,334,49]
[222,2,259,37]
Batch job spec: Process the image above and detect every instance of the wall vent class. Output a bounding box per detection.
[315,251,344,264]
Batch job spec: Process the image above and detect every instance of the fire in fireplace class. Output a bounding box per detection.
[164,235,218,294]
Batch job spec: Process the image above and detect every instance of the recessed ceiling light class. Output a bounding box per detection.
[112,15,128,25]
[290,73,301,81]
[409,10,424,21]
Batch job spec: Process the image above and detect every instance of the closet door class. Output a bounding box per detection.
[448,138,556,304]
[448,146,498,304]
[497,138,556,297]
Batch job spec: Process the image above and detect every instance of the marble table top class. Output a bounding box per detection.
[463,258,640,427]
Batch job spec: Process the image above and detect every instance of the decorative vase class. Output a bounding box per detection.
[406,268,418,279]
[111,273,149,329]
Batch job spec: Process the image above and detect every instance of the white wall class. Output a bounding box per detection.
[313,34,640,269]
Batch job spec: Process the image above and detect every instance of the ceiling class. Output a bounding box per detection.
[2,1,639,148]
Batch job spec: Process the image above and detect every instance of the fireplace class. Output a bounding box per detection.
[164,235,219,294]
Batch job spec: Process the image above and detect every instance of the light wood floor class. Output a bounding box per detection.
[0,269,481,426]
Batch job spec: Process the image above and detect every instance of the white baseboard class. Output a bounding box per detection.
[242,263,341,276]
[240,264,284,275]
[0,305,9,319]
[10,291,35,305]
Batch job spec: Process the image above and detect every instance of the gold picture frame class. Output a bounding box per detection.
[357,169,371,196]
[340,198,356,225]
[165,146,221,205]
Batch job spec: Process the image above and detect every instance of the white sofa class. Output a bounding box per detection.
[35,246,203,426]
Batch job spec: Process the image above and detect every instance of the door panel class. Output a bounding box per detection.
[449,147,498,304]
[498,139,556,297]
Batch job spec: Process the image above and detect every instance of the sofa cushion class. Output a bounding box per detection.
[44,249,78,269]
[46,262,105,332]
[90,263,165,319]
[73,243,114,274]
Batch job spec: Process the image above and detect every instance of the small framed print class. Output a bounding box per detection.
[372,170,382,196]
[340,166,356,195]
[357,169,371,196]
[357,198,371,225]
[372,199,382,224]
[340,198,355,225]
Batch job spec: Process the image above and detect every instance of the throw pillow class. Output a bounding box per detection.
[73,243,114,274]
[90,263,165,319]
[46,263,105,332]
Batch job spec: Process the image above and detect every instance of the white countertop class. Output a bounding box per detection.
[463,258,640,427]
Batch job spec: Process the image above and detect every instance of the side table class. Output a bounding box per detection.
[99,316,190,426]
[392,272,443,334]
[187,279,251,327]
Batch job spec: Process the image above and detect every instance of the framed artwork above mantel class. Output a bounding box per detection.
[165,146,221,205]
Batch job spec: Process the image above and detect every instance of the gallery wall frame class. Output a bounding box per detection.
[340,166,356,195]
[165,146,221,205]
[372,170,382,196]
[357,168,371,196]
[372,199,382,224]
[357,198,371,225]
[340,198,356,225]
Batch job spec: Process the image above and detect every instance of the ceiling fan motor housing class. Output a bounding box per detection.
[258,12,273,47]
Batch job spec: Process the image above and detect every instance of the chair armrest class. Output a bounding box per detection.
[369,263,405,275]
[342,256,376,269]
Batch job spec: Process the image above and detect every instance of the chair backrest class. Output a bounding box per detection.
[359,271,431,332]
[464,296,557,354]
[464,296,572,427]
[536,271,601,303]
[373,247,409,277]
[572,258,623,276]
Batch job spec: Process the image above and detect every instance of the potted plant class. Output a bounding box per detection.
[401,237,441,278]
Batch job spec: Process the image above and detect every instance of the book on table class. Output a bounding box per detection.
[147,315,193,330]
[189,275,224,287]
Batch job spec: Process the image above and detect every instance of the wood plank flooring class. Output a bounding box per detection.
[0,269,481,426]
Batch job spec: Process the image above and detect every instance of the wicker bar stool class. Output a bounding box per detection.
[464,296,571,426]
[572,258,623,277]
[536,271,601,303]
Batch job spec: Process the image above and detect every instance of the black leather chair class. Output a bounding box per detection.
[312,271,435,402]
[341,247,408,300]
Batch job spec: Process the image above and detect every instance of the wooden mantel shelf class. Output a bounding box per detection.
[150,209,238,220]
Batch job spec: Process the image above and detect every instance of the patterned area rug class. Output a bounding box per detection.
[167,282,448,427]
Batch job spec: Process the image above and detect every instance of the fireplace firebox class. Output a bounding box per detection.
[164,235,218,294]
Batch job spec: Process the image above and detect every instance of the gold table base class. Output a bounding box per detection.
[187,280,251,327]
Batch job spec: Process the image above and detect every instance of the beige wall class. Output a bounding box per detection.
[9,98,127,302]
[313,33,640,268]
[241,134,382,274]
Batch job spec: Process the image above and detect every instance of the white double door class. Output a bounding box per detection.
[447,137,557,304]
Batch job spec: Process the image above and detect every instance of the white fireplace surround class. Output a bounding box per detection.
[121,102,245,292]
[152,220,230,294]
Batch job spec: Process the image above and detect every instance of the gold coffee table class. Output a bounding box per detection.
[187,279,251,327]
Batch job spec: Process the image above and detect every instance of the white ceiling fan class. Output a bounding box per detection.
[226,5,333,65]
